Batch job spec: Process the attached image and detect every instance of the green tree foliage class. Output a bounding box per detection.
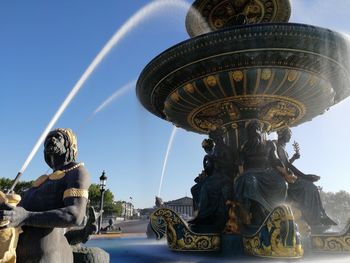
[0,178,33,196]
[88,184,123,216]
[320,189,350,226]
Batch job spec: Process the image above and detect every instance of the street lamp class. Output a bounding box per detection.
[98,170,107,234]
[129,197,133,219]
[123,201,127,221]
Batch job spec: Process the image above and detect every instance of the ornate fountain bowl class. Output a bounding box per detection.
[186,0,291,37]
[136,23,350,134]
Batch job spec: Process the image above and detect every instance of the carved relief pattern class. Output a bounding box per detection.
[260,101,301,131]
[243,205,304,258]
[192,101,240,131]
[311,222,350,252]
[138,23,350,124]
[187,0,291,36]
[150,208,220,251]
[188,95,305,132]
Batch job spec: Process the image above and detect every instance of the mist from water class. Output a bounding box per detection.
[158,127,178,197]
[77,80,136,132]
[17,0,207,177]
[93,80,136,116]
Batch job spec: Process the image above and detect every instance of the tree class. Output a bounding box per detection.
[320,190,350,226]
[88,184,123,216]
[0,178,33,196]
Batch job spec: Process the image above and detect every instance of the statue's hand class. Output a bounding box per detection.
[292,152,301,160]
[0,204,29,228]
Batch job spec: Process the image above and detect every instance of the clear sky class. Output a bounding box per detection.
[1,0,350,209]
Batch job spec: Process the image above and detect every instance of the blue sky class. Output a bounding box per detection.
[1,0,350,209]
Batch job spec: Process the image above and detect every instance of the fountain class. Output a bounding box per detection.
[136,0,350,259]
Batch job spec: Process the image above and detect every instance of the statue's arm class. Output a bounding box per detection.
[23,197,88,228]
[64,206,97,245]
[269,141,297,183]
[289,154,299,164]
[268,141,284,169]
[238,145,245,175]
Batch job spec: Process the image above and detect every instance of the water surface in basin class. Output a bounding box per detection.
[86,236,350,263]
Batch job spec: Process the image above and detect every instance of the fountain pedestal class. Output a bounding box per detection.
[220,234,244,256]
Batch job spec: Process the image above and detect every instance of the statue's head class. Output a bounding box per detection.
[155,196,164,207]
[202,139,214,153]
[44,128,78,169]
[277,127,292,143]
[246,120,263,140]
[208,127,225,144]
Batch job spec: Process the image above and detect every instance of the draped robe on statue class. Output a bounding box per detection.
[235,140,288,225]
[275,141,336,227]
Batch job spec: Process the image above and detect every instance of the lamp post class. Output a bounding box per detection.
[129,197,133,219]
[98,170,107,234]
[123,201,127,221]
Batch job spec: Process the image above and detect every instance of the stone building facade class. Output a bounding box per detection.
[164,196,194,218]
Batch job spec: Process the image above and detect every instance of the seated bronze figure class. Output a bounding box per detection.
[234,120,290,226]
[190,128,234,231]
[275,127,336,231]
[0,128,91,263]
[190,138,215,214]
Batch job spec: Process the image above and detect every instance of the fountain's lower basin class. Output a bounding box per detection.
[86,236,350,263]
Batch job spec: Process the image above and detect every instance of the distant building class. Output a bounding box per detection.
[139,207,154,218]
[164,196,194,218]
[116,201,134,219]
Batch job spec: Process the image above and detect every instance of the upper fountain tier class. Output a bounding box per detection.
[136,0,350,134]
[186,0,291,37]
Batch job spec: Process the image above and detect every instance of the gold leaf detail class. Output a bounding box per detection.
[32,175,49,187]
[184,83,195,93]
[308,76,318,86]
[214,19,224,28]
[287,70,298,82]
[63,188,89,200]
[48,170,66,180]
[261,69,272,80]
[232,71,244,81]
[206,76,217,87]
[171,91,180,102]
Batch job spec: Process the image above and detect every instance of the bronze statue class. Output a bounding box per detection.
[275,127,336,230]
[223,200,240,234]
[0,128,91,263]
[155,196,165,208]
[234,120,289,226]
[189,129,234,231]
[190,138,215,214]
[65,206,97,246]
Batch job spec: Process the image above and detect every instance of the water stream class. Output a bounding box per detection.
[77,79,136,132]
[158,126,178,197]
[15,0,206,183]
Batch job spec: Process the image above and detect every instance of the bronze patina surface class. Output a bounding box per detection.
[139,0,350,258]
[137,23,350,133]
[186,0,291,37]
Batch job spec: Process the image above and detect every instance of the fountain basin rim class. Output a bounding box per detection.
[136,22,350,129]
